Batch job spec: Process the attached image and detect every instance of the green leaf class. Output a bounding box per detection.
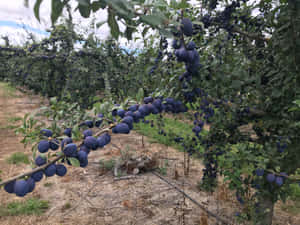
[136,88,144,103]
[140,15,164,27]
[78,4,91,18]
[96,21,106,28]
[108,10,120,39]
[51,0,65,24]
[293,100,300,107]
[142,27,150,38]
[91,1,106,11]
[34,0,43,22]
[76,0,89,6]
[69,157,80,167]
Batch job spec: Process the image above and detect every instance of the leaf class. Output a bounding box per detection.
[91,1,106,11]
[125,26,135,40]
[78,4,91,18]
[34,0,43,22]
[108,9,120,39]
[69,157,80,167]
[51,0,65,25]
[293,100,300,107]
[136,88,144,103]
[96,21,106,28]
[140,15,164,27]
[142,27,150,38]
[76,0,89,6]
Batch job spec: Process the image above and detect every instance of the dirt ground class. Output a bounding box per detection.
[0,83,299,225]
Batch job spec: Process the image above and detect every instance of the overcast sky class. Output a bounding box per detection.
[0,0,135,47]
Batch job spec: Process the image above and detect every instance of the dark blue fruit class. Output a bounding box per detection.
[38,140,50,153]
[112,109,118,117]
[79,158,88,167]
[35,155,47,166]
[61,137,73,148]
[31,171,43,182]
[181,18,193,36]
[80,145,90,154]
[84,120,94,128]
[133,111,142,122]
[84,136,98,150]
[27,178,35,192]
[125,111,134,117]
[144,96,153,104]
[266,173,275,183]
[122,116,134,129]
[112,123,130,134]
[4,181,15,194]
[172,39,181,49]
[14,180,29,197]
[138,105,150,116]
[255,169,264,176]
[83,129,93,138]
[153,99,162,108]
[97,135,107,148]
[117,109,125,118]
[64,128,72,137]
[63,143,77,157]
[95,119,103,127]
[275,176,283,186]
[129,104,139,112]
[103,133,111,144]
[56,164,67,176]
[49,139,59,150]
[175,47,189,62]
[77,151,88,162]
[40,129,52,137]
[44,164,56,177]
[186,41,196,50]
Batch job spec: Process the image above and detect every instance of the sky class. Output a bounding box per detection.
[0,0,133,47]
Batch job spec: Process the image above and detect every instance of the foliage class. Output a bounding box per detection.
[0,0,299,224]
[0,198,49,216]
[6,152,30,165]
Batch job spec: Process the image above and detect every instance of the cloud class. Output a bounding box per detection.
[0,0,157,49]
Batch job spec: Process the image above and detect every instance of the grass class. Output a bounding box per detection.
[0,198,49,216]
[8,116,22,123]
[99,159,116,171]
[6,152,30,165]
[0,82,17,97]
[133,113,207,150]
[281,183,300,215]
[44,182,54,187]
[61,202,72,211]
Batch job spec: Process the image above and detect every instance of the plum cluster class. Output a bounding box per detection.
[3,97,190,197]
[254,169,288,187]
[4,154,68,197]
[38,129,59,153]
[171,18,201,83]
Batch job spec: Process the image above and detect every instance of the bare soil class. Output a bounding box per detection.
[0,84,299,225]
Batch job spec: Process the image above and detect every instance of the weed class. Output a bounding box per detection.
[0,198,49,216]
[6,152,30,165]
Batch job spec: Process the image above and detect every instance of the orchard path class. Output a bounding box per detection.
[0,82,299,225]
